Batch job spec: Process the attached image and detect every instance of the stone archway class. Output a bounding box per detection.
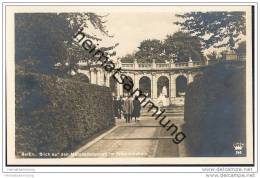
[176,75,187,97]
[157,76,169,97]
[139,76,151,97]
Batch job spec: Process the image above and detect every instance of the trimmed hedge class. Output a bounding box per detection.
[15,69,114,157]
[183,61,246,157]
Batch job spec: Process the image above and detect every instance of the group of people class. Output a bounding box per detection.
[113,95,141,123]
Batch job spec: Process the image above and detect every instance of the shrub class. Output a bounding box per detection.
[183,61,246,156]
[70,73,90,83]
[15,68,114,157]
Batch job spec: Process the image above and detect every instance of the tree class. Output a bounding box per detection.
[135,39,165,63]
[163,32,204,62]
[120,32,204,63]
[174,12,246,50]
[70,73,90,83]
[236,41,246,56]
[121,54,135,63]
[15,13,117,76]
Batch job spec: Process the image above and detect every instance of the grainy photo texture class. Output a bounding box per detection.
[6,5,253,165]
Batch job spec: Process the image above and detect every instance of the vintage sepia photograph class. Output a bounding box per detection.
[5,4,254,165]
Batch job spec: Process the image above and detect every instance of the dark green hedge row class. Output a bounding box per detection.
[15,69,114,157]
[183,62,246,157]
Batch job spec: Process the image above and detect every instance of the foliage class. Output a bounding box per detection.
[183,62,246,156]
[15,69,114,157]
[135,39,164,63]
[120,54,135,63]
[175,12,246,50]
[236,41,246,56]
[121,32,204,63]
[163,32,204,62]
[15,13,117,76]
[70,73,90,83]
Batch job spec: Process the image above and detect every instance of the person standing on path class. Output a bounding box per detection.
[123,95,134,123]
[118,96,123,119]
[112,96,118,119]
[132,96,141,122]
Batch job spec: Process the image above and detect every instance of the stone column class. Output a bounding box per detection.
[105,73,110,87]
[96,69,102,85]
[97,69,105,86]
[90,68,97,84]
[170,73,176,102]
[101,70,106,86]
[117,82,123,97]
[152,73,157,99]
[188,73,194,84]
[133,72,139,90]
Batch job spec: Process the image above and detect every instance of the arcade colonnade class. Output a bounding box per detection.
[112,71,197,104]
[78,67,201,104]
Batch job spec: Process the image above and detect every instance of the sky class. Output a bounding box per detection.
[83,10,181,58]
[81,6,249,58]
[104,12,180,57]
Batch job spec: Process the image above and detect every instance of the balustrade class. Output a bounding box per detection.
[121,60,205,70]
